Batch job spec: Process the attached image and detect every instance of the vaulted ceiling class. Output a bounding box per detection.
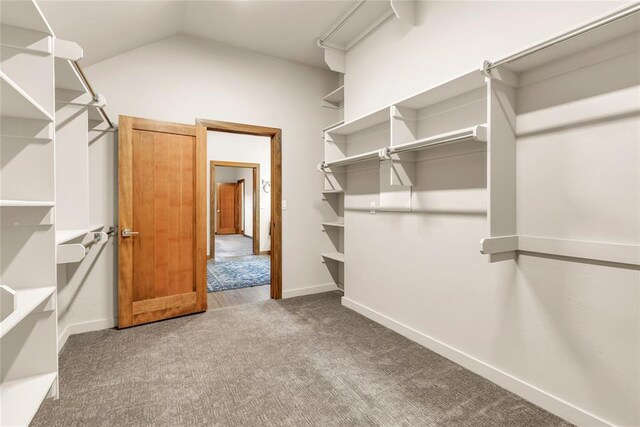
[38,1,357,69]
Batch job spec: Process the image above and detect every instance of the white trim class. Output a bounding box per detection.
[58,317,117,352]
[341,297,612,427]
[282,283,338,299]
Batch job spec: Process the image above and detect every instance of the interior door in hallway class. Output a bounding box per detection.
[118,116,207,328]
[217,182,238,234]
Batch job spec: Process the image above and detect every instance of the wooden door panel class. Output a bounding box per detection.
[217,183,236,234]
[119,116,206,328]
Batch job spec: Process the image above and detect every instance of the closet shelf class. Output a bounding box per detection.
[0,286,55,339]
[56,224,105,245]
[322,189,344,194]
[0,0,53,35]
[320,126,486,171]
[56,229,88,245]
[394,70,486,110]
[322,86,344,109]
[0,372,57,427]
[326,106,388,136]
[486,3,640,75]
[322,222,344,228]
[0,71,54,122]
[321,252,345,263]
[0,199,54,207]
[322,120,345,133]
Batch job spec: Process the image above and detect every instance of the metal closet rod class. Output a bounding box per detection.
[318,0,367,46]
[487,3,640,71]
[73,61,115,129]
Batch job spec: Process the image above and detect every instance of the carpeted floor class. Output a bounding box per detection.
[33,292,571,426]
[207,255,271,292]
[215,234,253,258]
[208,235,270,292]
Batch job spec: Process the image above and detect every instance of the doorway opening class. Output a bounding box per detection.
[198,119,282,304]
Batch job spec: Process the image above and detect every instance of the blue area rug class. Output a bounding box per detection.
[207,255,270,292]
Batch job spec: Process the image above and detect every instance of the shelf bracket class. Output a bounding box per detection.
[481,60,518,87]
[322,46,346,73]
[54,38,83,61]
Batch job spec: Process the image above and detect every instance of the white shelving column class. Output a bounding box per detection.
[320,80,346,290]
[0,1,59,425]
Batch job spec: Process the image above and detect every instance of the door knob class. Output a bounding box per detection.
[121,228,140,237]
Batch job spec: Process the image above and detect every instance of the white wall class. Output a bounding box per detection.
[84,34,339,297]
[341,2,638,426]
[207,132,270,253]
[57,129,117,349]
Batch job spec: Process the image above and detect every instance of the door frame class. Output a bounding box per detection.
[210,161,260,255]
[197,119,282,299]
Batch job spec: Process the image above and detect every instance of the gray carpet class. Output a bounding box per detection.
[33,292,571,426]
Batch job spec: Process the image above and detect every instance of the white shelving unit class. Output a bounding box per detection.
[0,1,115,424]
[0,2,58,424]
[318,3,640,269]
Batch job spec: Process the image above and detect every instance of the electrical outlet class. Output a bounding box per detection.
[370,201,376,214]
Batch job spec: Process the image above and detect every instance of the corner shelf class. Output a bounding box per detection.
[322,222,344,228]
[322,86,344,109]
[0,372,57,427]
[0,71,54,122]
[0,286,55,338]
[321,252,345,263]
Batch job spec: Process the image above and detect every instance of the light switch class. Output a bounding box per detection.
[282,200,287,210]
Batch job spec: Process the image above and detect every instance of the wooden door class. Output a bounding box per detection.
[217,183,237,234]
[118,116,206,328]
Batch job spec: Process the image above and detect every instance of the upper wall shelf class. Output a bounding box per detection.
[318,0,416,72]
[395,70,485,110]
[0,71,54,121]
[485,3,640,80]
[322,86,344,109]
[0,0,53,35]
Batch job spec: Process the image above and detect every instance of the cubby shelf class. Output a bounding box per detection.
[0,286,55,338]
[322,222,344,228]
[0,199,54,207]
[0,372,57,427]
[321,252,345,263]
[322,86,344,109]
[0,71,54,122]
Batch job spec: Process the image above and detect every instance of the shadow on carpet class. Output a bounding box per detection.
[207,255,270,292]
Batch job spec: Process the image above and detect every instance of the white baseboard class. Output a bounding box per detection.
[282,282,339,299]
[58,317,117,352]
[341,297,611,427]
